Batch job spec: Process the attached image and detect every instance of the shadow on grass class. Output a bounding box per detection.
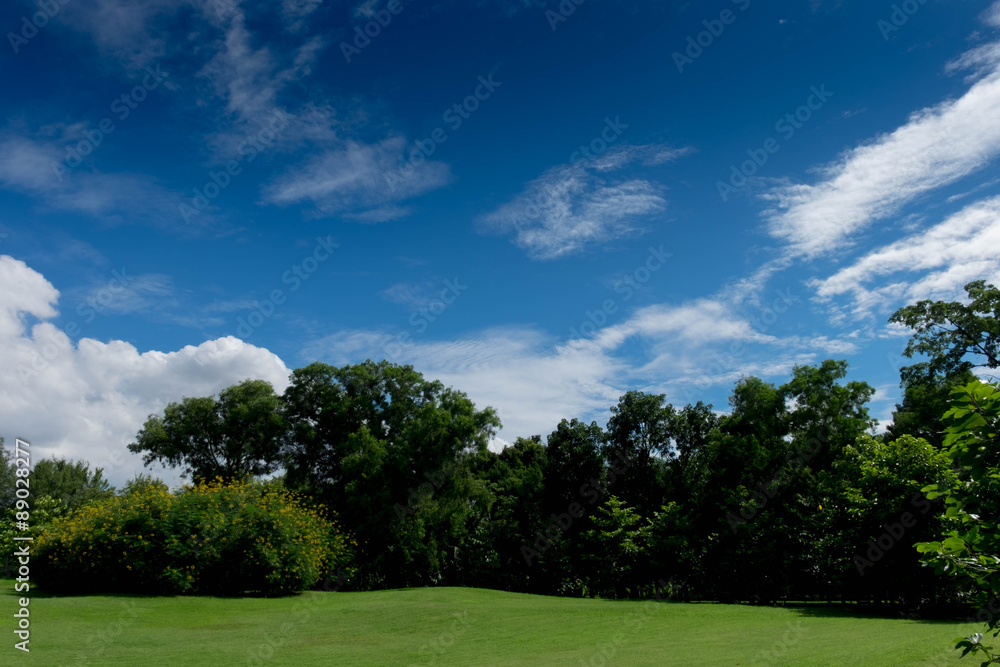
[783,602,979,625]
[569,593,980,625]
[0,577,309,600]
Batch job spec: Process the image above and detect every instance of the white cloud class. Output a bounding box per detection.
[983,0,1000,28]
[0,133,201,232]
[304,327,626,442]
[594,299,777,351]
[263,136,452,214]
[57,0,180,71]
[380,281,436,309]
[811,195,1000,319]
[480,151,673,260]
[763,42,1000,258]
[284,0,324,30]
[0,256,291,487]
[301,295,846,442]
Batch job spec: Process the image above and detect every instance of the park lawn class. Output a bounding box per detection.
[2,580,980,666]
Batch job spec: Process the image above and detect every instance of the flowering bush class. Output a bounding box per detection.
[33,479,355,596]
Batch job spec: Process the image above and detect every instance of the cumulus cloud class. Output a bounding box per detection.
[0,256,291,487]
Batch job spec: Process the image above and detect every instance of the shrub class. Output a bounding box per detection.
[33,479,355,596]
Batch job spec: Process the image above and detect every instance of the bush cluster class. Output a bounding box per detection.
[33,479,354,596]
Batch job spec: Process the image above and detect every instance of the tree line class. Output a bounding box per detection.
[3,282,998,629]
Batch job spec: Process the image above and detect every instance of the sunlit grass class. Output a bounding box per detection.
[3,582,978,665]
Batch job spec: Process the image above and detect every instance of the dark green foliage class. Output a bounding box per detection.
[29,458,114,509]
[129,379,286,483]
[890,280,1000,386]
[0,438,15,509]
[604,391,674,513]
[886,369,977,448]
[281,360,500,589]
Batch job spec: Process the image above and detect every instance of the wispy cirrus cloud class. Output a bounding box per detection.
[0,133,205,232]
[811,195,1000,321]
[479,144,689,260]
[262,136,452,216]
[762,26,1000,258]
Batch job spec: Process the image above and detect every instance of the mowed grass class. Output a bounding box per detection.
[3,579,979,666]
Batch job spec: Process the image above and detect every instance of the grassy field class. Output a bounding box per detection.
[2,579,980,666]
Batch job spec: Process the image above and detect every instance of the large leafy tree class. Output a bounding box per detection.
[604,391,675,515]
[129,379,286,483]
[577,496,649,599]
[542,418,605,511]
[825,434,956,606]
[460,437,550,593]
[890,280,1000,386]
[281,360,500,588]
[889,282,999,447]
[916,380,1000,660]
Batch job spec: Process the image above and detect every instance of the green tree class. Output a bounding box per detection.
[916,380,1000,659]
[542,418,605,510]
[29,458,114,509]
[281,360,500,588]
[462,437,550,593]
[890,280,1000,386]
[886,369,977,448]
[825,434,956,606]
[0,438,16,509]
[578,496,649,598]
[129,379,286,483]
[604,391,674,515]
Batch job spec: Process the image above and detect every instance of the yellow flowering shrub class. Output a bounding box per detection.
[33,479,354,596]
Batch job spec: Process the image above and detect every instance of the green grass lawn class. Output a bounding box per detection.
[2,579,981,665]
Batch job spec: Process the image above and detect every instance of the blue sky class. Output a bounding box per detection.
[2,0,1000,486]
